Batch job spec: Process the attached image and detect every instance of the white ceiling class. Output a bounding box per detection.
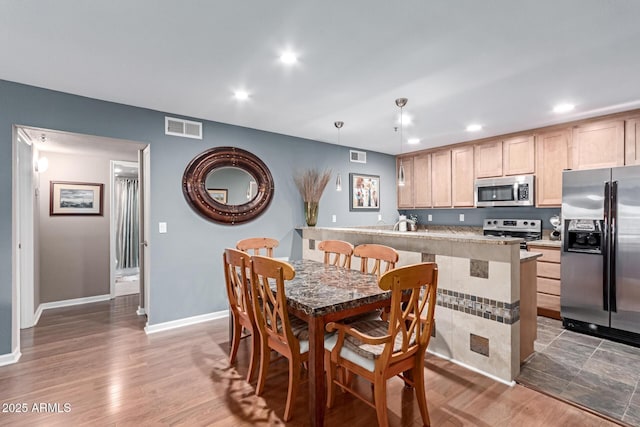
[3,1,640,155]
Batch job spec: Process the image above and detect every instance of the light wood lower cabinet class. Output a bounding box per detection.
[528,243,561,319]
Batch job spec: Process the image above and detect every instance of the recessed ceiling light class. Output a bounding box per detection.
[553,103,575,113]
[407,138,420,145]
[466,124,483,132]
[279,51,298,65]
[234,90,249,101]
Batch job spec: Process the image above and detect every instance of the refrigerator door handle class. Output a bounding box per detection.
[603,181,610,312]
[610,181,618,313]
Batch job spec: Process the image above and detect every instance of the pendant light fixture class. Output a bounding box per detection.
[396,98,408,187]
[334,121,344,191]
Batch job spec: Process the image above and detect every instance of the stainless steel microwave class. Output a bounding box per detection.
[474,175,534,207]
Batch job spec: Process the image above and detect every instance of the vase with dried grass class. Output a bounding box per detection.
[293,168,331,226]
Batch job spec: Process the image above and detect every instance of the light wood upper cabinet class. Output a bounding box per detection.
[397,156,414,208]
[503,135,535,175]
[431,149,452,207]
[626,118,640,165]
[413,153,432,208]
[474,140,503,178]
[535,129,570,207]
[571,120,624,170]
[451,146,475,207]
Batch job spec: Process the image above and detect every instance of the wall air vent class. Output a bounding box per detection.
[165,116,203,140]
[349,150,367,163]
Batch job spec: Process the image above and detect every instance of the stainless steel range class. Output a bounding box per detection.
[482,219,542,249]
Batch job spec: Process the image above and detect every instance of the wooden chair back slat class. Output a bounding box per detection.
[354,244,399,278]
[236,237,279,257]
[318,240,353,268]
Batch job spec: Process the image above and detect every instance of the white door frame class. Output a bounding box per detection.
[14,127,36,330]
[109,159,140,299]
[141,146,151,318]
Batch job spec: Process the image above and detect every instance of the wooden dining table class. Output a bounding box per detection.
[283,259,394,427]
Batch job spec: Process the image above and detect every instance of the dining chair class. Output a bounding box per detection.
[318,239,354,268]
[354,244,399,278]
[325,262,439,427]
[236,237,279,257]
[249,255,310,422]
[223,248,259,383]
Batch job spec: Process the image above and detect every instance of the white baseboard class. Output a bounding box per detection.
[145,310,228,335]
[0,348,21,367]
[33,304,44,326]
[427,349,516,387]
[38,294,111,313]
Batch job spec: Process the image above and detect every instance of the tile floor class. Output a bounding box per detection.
[518,316,640,426]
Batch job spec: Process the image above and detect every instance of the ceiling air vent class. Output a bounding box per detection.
[350,150,367,163]
[165,116,203,140]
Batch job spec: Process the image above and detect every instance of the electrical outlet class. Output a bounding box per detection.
[332,214,337,223]
[459,214,465,222]
[428,214,433,222]
[159,222,167,233]
[378,214,382,221]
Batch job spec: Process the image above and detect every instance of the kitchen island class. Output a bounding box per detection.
[298,226,540,383]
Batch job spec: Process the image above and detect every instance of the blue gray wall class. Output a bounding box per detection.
[0,80,397,355]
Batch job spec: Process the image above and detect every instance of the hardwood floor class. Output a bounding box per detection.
[0,295,621,426]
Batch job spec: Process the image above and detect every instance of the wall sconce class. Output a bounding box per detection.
[35,156,49,173]
[335,173,342,191]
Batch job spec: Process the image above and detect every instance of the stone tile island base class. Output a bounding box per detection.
[299,226,538,384]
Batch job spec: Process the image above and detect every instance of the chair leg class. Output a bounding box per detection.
[284,357,301,421]
[255,338,270,396]
[373,376,389,427]
[229,315,242,364]
[246,328,260,383]
[413,358,431,426]
[326,351,336,408]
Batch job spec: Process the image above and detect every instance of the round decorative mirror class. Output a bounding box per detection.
[182,147,274,224]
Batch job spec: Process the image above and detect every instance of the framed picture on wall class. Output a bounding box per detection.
[349,173,380,211]
[207,188,228,204]
[50,181,104,216]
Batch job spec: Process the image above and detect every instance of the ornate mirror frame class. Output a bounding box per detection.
[182,146,274,224]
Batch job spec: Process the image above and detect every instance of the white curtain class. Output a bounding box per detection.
[115,177,139,269]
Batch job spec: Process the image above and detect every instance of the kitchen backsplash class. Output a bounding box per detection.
[398,207,560,230]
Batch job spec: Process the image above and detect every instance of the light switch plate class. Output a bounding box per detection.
[459,214,465,222]
[159,222,167,233]
[428,214,433,222]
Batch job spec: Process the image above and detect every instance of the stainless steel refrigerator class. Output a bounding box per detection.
[561,165,640,344]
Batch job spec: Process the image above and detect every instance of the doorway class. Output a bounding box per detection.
[111,160,140,298]
[12,126,150,348]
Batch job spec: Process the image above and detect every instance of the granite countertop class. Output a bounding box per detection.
[303,226,522,246]
[526,239,562,248]
[281,259,388,317]
[520,250,542,262]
